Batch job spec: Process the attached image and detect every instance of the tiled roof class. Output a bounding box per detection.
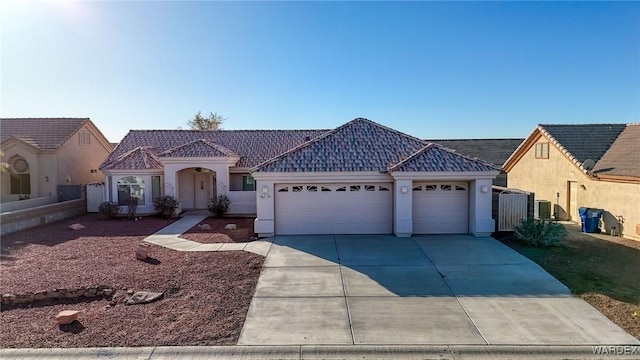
[100,129,329,170]
[102,147,164,170]
[0,118,89,149]
[592,124,640,179]
[159,139,238,158]
[389,143,500,172]
[425,139,524,168]
[539,124,626,163]
[252,118,427,173]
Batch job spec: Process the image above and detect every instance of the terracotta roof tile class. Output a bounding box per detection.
[1,118,89,149]
[159,139,238,158]
[252,118,427,173]
[592,124,640,178]
[102,147,163,170]
[389,143,500,172]
[100,129,329,170]
[425,139,524,168]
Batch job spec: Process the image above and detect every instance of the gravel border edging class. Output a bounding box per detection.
[1,286,114,306]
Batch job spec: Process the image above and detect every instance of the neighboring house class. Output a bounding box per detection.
[0,118,113,203]
[424,139,524,187]
[101,118,499,237]
[503,123,640,241]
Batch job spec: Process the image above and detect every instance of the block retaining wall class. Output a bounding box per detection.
[2,285,113,306]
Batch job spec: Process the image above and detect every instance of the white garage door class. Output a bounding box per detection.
[413,182,469,234]
[275,183,393,235]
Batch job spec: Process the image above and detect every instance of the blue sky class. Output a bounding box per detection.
[2,1,639,143]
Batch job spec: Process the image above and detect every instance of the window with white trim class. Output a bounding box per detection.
[535,143,549,159]
[117,176,145,205]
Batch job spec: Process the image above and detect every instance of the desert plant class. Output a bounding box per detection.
[208,194,231,218]
[98,201,120,219]
[513,218,567,248]
[124,196,139,220]
[153,196,180,218]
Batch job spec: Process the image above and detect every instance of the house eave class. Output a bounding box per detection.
[390,171,499,181]
[251,171,392,182]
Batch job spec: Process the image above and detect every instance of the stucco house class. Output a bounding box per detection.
[0,118,113,203]
[503,123,640,241]
[100,118,499,237]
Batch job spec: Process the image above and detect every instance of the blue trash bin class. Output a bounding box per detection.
[578,207,589,232]
[585,208,604,233]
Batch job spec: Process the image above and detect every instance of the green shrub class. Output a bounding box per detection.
[124,196,139,220]
[513,218,567,247]
[208,195,231,218]
[153,196,180,218]
[98,201,120,219]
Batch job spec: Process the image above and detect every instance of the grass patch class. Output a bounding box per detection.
[496,223,640,340]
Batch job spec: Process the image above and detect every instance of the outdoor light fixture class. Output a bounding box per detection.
[481,185,488,193]
[401,186,408,194]
[260,185,271,198]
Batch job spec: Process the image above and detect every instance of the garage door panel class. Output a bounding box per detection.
[413,182,468,234]
[275,183,392,235]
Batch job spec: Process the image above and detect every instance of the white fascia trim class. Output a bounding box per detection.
[229,167,251,174]
[160,156,240,166]
[102,169,164,176]
[251,171,393,183]
[390,171,500,181]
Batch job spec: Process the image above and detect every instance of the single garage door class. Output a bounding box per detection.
[275,183,393,235]
[413,182,469,234]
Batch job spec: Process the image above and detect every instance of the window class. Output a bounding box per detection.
[350,185,361,191]
[151,176,162,201]
[10,174,30,195]
[535,143,549,159]
[278,187,289,192]
[364,185,375,191]
[441,185,452,191]
[378,185,390,191]
[425,185,438,191]
[292,186,303,192]
[117,176,145,205]
[455,185,466,191]
[79,132,91,145]
[413,185,422,191]
[242,175,256,191]
[321,187,331,192]
[336,186,347,192]
[307,185,318,192]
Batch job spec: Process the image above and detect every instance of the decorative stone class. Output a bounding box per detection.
[69,223,86,230]
[102,289,113,297]
[135,243,150,260]
[124,291,163,306]
[34,291,47,300]
[2,294,16,304]
[56,310,80,325]
[198,224,211,231]
[224,223,237,230]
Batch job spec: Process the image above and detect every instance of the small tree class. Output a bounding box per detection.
[208,195,231,218]
[187,111,225,131]
[124,196,139,219]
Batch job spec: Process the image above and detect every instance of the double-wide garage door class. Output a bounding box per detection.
[275,183,393,235]
[413,182,469,234]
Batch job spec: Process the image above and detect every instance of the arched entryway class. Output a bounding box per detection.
[177,167,217,210]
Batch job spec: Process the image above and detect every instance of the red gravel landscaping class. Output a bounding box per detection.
[179,217,256,243]
[0,213,264,348]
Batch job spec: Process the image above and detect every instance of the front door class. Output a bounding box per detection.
[194,173,212,209]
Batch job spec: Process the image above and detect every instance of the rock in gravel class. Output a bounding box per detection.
[224,223,237,230]
[124,291,163,306]
[69,223,86,230]
[56,310,81,324]
[135,243,150,260]
[198,224,211,231]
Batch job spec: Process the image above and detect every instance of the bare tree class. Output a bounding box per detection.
[187,111,225,131]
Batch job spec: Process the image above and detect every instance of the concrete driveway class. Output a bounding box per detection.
[238,235,638,345]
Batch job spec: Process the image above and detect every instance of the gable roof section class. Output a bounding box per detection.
[100,129,329,170]
[425,139,524,168]
[159,139,238,158]
[540,124,626,163]
[592,124,640,179]
[102,147,163,170]
[389,143,500,172]
[504,123,627,173]
[0,118,90,150]
[252,118,427,173]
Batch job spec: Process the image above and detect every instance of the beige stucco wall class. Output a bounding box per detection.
[56,124,111,186]
[508,135,640,241]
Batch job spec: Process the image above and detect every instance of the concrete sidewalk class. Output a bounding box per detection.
[2,345,638,359]
[141,213,273,256]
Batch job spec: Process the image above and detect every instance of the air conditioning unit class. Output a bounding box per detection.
[534,200,552,220]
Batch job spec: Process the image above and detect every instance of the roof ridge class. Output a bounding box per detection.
[158,138,238,157]
[388,143,500,172]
